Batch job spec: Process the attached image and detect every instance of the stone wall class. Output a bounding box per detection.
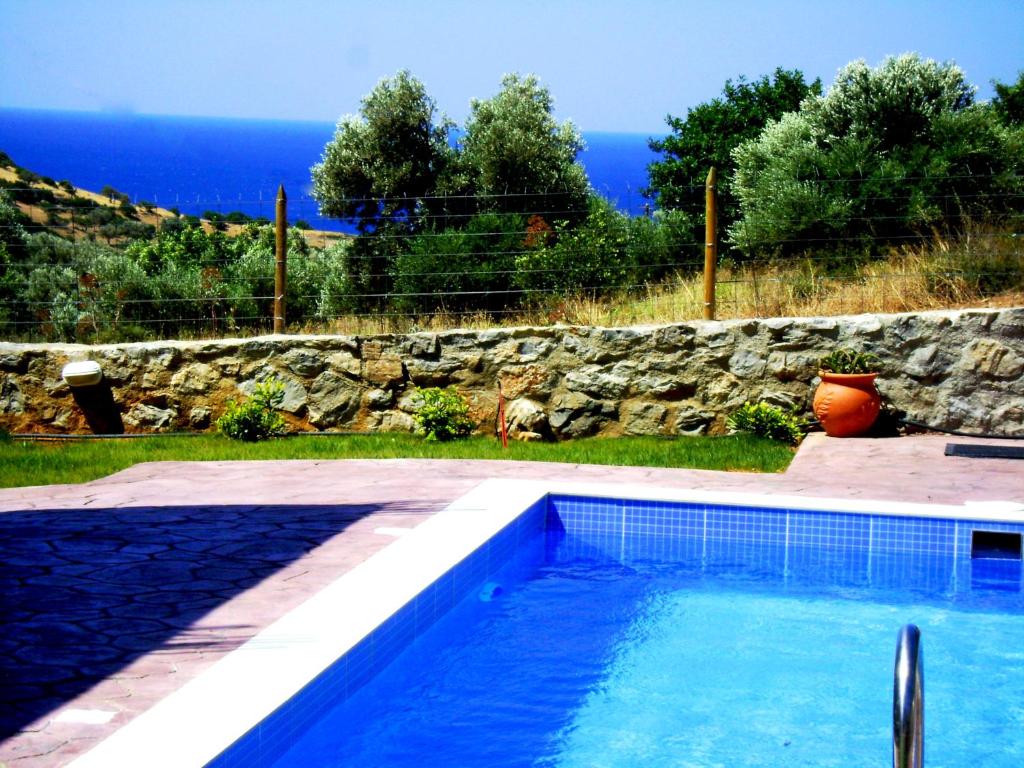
[1,308,1022,438]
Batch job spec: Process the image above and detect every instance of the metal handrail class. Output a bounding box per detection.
[893,624,924,768]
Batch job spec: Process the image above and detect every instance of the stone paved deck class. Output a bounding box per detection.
[1,433,1022,766]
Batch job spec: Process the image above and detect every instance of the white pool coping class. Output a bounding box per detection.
[68,481,1024,767]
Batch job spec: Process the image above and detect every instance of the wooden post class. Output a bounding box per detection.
[703,167,718,321]
[274,184,287,333]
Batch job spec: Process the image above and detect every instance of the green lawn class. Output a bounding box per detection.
[0,433,793,489]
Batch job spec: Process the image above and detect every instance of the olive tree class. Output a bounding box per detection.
[730,54,1024,256]
[311,71,453,303]
[460,73,590,220]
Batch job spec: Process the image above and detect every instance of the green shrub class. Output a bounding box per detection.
[393,212,524,313]
[818,348,881,374]
[216,379,287,441]
[514,196,636,296]
[413,387,474,441]
[726,401,806,445]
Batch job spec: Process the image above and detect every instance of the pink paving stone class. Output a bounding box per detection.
[1,433,1022,766]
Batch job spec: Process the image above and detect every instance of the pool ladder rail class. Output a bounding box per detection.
[893,624,924,768]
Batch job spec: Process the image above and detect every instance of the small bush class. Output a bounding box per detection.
[216,379,287,441]
[414,387,474,442]
[818,348,881,374]
[726,401,806,445]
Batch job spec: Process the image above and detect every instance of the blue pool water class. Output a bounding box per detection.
[253,502,1024,768]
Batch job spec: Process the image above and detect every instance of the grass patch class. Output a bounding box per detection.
[0,433,793,489]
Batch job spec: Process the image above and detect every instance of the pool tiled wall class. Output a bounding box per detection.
[207,497,548,767]
[548,494,1024,594]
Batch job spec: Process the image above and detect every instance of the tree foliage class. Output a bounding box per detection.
[993,71,1024,126]
[729,54,1024,256]
[0,190,29,321]
[311,71,452,304]
[461,74,590,219]
[311,69,452,232]
[312,71,595,309]
[646,68,822,225]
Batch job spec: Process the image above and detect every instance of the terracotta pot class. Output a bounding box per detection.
[812,371,881,437]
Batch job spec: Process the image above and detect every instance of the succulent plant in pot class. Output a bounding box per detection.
[812,348,882,437]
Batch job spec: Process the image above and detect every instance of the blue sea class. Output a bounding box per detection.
[0,108,660,231]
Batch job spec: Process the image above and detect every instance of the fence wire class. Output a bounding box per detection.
[1,176,1022,343]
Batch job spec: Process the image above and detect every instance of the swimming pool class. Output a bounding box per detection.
[68,482,1024,767]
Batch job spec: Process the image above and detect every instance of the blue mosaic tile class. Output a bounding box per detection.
[210,498,549,767]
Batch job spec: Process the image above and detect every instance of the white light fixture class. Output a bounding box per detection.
[61,360,103,387]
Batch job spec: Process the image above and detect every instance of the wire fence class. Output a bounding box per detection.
[1,173,1022,343]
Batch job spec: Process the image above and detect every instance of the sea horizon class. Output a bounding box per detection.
[0,107,663,229]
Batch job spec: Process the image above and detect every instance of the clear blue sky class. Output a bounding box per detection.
[1,0,1022,133]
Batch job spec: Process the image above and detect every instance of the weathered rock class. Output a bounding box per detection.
[621,401,668,435]
[405,358,461,387]
[363,356,405,387]
[729,348,767,377]
[505,398,549,439]
[549,391,614,437]
[307,372,361,428]
[564,366,630,399]
[498,365,558,399]
[366,410,416,433]
[969,339,1024,380]
[0,348,29,372]
[365,388,393,410]
[170,363,220,395]
[281,348,325,377]
[189,407,212,429]
[0,375,25,414]
[52,409,74,429]
[674,403,716,435]
[123,403,176,430]
[325,351,361,379]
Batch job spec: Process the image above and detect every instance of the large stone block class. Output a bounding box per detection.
[307,372,362,428]
[363,356,405,387]
[621,401,668,435]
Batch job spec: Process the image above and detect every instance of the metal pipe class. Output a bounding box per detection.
[893,624,924,768]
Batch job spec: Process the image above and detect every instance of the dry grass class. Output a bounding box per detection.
[301,233,1023,335]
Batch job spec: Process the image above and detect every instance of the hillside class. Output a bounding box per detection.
[0,157,347,246]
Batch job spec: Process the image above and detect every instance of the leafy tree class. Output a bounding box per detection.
[646,68,821,228]
[730,54,1024,256]
[993,71,1024,126]
[311,71,452,305]
[799,54,974,150]
[460,74,590,220]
